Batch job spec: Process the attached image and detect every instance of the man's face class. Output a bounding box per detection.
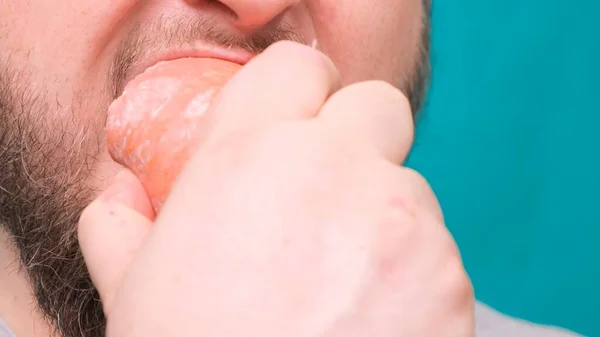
[0,1,430,336]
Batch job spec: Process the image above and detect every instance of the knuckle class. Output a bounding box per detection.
[441,243,474,300]
[396,167,443,220]
[387,192,422,222]
[386,165,471,300]
[385,167,432,217]
[400,167,430,189]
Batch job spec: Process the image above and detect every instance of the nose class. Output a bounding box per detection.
[184,0,300,31]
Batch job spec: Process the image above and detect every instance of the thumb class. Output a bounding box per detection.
[78,169,155,313]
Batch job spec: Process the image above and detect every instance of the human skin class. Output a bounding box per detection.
[79,41,475,337]
[0,1,435,337]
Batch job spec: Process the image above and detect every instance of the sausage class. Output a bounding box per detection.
[105,57,242,212]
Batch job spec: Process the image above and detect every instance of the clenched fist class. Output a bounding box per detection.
[78,41,475,337]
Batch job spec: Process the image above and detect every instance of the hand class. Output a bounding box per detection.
[79,40,475,337]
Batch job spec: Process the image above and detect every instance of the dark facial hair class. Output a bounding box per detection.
[0,10,430,337]
[0,63,106,337]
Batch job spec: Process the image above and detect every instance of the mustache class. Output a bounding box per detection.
[109,15,304,99]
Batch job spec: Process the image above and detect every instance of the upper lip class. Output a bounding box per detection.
[121,42,255,93]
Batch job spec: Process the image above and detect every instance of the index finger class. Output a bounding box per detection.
[208,40,342,139]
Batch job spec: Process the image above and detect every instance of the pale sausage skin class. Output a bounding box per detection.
[106,58,241,212]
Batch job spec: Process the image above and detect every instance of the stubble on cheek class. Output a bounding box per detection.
[0,56,110,337]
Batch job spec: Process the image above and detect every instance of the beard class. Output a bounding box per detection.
[0,63,107,337]
[0,13,431,337]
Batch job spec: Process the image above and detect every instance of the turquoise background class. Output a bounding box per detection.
[405,1,599,336]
